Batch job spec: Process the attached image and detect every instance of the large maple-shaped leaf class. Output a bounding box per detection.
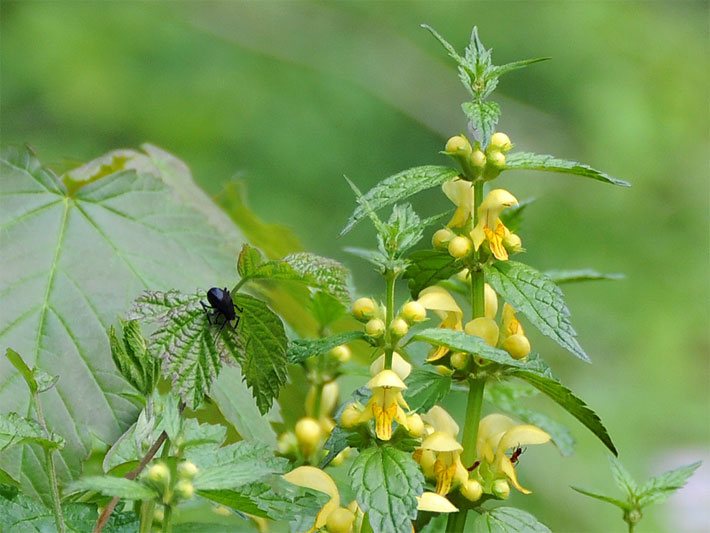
[0,146,245,502]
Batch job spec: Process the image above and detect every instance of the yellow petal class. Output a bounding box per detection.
[484,223,509,261]
[417,492,458,513]
[417,286,463,321]
[367,369,407,390]
[369,352,411,380]
[479,189,518,212]
[421,432,463,453]
[477,414,516,459]
[442,180,474,228]
[422,406,459,437]
[498,455,531,494]
[283,466,340,530]
[501,303,523,338]
[498,425,551,452]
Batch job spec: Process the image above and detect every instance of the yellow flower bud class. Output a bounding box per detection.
[177,461,198,480]
[502,334,531,359]
[435,365,454,376]
[320,417,336,436]
[365,318,386,338]
[340,403,363,429]
[331,448,350,466]
[487,150,506,169]
[401,301,427,324]
[492,479,511,499]
[277,431,298,455]
[469,150,486,169]
[484,283,498,319]
[174,479,194,500]
[445,135,472,155]
[503,233,523,253]
[455,268,470,282]
[326,506,356,533]
[464,317,499,347]
[389,318,409,339]
[306,382,340,418]
[448,236,472,259]
[407,414,425,437]
[417,449,437,478]
[352,297,377,321]
[432,228,454,250]
[489,132,512,153]
[147,462,170,485]
[329,344,351,363]
[153,507,164,522]
[295,417,322,454]
[450,352,470,370]
[460,479,483,502]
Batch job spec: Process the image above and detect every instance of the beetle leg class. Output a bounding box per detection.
[200,301,214,325]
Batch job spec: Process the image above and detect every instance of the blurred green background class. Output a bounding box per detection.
[1,1,708,531]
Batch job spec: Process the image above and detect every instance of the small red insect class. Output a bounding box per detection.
[510,446,526,465]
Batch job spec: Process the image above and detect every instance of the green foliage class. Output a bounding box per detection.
[350,445,425,533]
[67,476,157,500]
[403,250,461,298]
[469,507,551,532]
[108,320,159,397]
[485,261,590,362]
[5,348,58,395]
[341,166,458,234]
[504,152,630,187]
[403,368,452,412]
[637,461,701,507]
[544,269,625,284]
[498,198,535,234]
[0,413,65,452]
[288,331,367,364]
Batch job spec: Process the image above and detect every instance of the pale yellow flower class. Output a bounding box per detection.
[369,352,412,380]
[442,179,475,228]
[360,370,409,441]
[417,491,458,513]
[415,286,463,362]
[470,189,518,261]
[283,466,340,531]
[417,406,467,496]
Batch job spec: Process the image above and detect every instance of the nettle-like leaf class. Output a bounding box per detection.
[5,348,58,395]
[570,486,630,510]
[403,250,461,299]
[499,198,535,233]
[470,507,551,533]
[341,166,459,234]
[287,331,367,365]
[462,100,501,149]
[0,413,65,452]
[608,455,638,496]
[637,461,701,507]
[504,152,630,187]
[0,146,242,499]
[544,269,625,285]
[350,445,425,533]
[67,476,157,500]
[376,204,446,260]
[109,320,159,397]
[485,261,590,362]
[403,367,452,413]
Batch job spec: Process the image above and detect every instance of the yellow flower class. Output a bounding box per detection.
[470,189,518,261]
[442,179,475,228]
[417,406,467,496]
[417,491,458,513]
[500,304,531,359]
[476,414,550,494]
[283,466,340,531]
[360,370,409,441]
[369,352,412,380]
[415,286,463,362]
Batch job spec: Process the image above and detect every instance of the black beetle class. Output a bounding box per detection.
[200,287,243,333]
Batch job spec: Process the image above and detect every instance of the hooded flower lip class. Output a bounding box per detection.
[417,491,459,513]
[360,369,409,441]
[417,406,467,496]
[369,352,412,380]
[442,179,475,228]
[283,466,340,531]
[416,286,463,362]
[476,414,550,494]
[470,188,518,261]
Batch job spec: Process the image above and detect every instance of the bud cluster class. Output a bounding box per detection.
[143,459,198,512]
[444,131,512,183]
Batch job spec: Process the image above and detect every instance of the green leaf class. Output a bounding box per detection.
[508,369,617,455]
[341,166,459,235]
[0,413,65,452]
[492,57,551,78]
[189,441,287,490]
[570,486,631,510]
[236,243,265,278]
[403,250,461,299]
[608,455,638,497]
[485,261,590,362]
[504,152,630,187]
[377,204,442,260]
[67,476,157,500]
[223,294,289,414]
[420,24,467,69]
[470,506,551,532]
[0,468,19,488]
[350,445,424,533]
[499,198,535,233]
[402,368,451,413]
[462,100,501,148]
[0,147,243,500]
[288,331,367,365]
[544,269,625,284]
[109,320,158,397]
[4,348,38,394]
[637,461,701,507]
[308,291,348,329]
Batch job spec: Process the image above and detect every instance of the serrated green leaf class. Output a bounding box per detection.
[308,291,348,330]
[189,441,287,490]
[499,198,535,233]
[350,445,424,533]
[0,468,19,488]
[570,486,631,510]
[283,253,350,306]
[420,24,467,68]
[504,152,630,187]
[288,331,367,364]
[544,269,625,284]
[236,243,265,279]
[341,166,459,235]
[4,348,38,394]
[637,461,701,507]
[0,146,243,500]
[508,370,617,455]
[67,476,157,500]
[462,100,501,148]
[403,250,461,299]
[485,261,590,362]
[470,506,551,533]
[0,413,65,452]
[492,57,551,78]
[223,294,288,414]
[109,320,158,397]
[608,455,638,497]
[402,368,451,413]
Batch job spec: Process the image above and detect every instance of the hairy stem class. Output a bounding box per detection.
[446,508,468,533]
[460,377,486,467]
[383,270,396,370]
[139,500,155,533]
[33,395,65,533]
[161,504,173,533]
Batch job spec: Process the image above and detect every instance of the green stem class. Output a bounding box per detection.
[383,270,396,370]
[161,505,173,533]
[33,394,66,533]
[446,508,468,533]
[460,377,486,467]
[139,500,155,533]
[627,521,635,533]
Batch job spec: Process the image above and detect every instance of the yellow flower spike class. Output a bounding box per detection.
[442,179,475,228]
[470,189,518,261]
[362,370,409,441]
[283,466,340,531]
[369,352,412,380]
[417,492,458,513]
